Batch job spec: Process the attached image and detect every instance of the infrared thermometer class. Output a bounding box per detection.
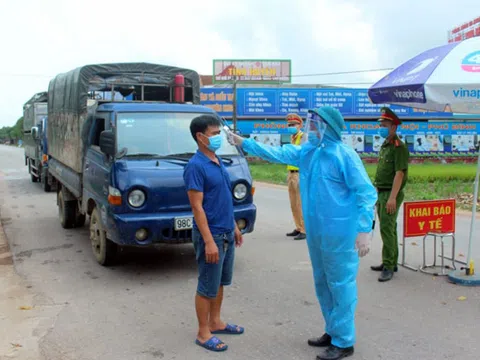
[223,125,235,144]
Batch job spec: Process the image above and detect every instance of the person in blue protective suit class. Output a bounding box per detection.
[226,106,377,360]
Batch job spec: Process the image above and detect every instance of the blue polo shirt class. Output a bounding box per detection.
[183,150,235,235]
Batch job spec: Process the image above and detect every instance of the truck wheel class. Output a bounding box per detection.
[58,189,77,229]
[41,168,51,192]
[90,207,117,266]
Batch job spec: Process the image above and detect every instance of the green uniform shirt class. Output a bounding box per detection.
[374,135,409,190]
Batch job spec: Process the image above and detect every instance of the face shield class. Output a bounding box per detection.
[302,111,327,146]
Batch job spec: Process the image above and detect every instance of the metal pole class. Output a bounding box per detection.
[232,76,238,133]
[466,148,480,267]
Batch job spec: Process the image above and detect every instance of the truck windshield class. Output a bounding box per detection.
[116,112,239,157]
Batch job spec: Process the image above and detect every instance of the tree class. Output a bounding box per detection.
[0,117,23,143]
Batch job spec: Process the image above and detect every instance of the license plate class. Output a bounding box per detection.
[174,217,193,230]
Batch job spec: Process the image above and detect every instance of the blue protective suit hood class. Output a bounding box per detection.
[310,107,345,141]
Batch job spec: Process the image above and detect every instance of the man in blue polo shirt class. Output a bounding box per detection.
[183,114,244,353]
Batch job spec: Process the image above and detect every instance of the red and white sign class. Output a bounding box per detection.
[212,59,292,84]
[403,199,456,237]
[448,16,480,43]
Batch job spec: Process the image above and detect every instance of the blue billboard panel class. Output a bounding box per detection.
[225,120,480,154]
[241,89,277,116]
[200,89,233,115]
[200,87,453,119]
[279,89,310,115]
[226,120,480,136]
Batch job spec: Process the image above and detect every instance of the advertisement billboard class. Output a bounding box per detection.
[212,59,292,84]
[200,87,453,119]
[222,119,480,154]
[448,16,480,43]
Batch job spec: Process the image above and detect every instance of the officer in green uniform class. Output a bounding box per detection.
[371,107,409,282]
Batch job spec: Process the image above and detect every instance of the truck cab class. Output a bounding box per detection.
[46,62,256,266]
[85,103,256,253]
[23,92,51,191]
[30,116,51,191]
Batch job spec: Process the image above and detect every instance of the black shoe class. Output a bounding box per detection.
[294,232,306,240]
[316,345,354,360]
[378,268,394,282]
[371,264,398,272]
[286,229,300,237]
[308,333,331,347]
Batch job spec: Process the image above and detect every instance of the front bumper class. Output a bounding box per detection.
[106,203,257,246]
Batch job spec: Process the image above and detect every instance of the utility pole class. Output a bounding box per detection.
[232,75,238,133]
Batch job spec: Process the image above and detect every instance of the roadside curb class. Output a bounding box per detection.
[253,181,480,219]
[0,215,13,266]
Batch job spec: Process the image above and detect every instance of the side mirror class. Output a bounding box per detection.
[31,126,39,139]
[99,130,115,156]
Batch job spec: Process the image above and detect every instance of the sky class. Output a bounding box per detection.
[0,0,477,127]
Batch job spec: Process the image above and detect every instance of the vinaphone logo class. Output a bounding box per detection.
[393,89,425,101]
[453,87,480,99]
[461,51,480,72]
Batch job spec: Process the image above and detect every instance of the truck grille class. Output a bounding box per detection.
[160,228,192,244]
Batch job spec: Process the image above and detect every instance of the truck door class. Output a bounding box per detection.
[83,114,111,209]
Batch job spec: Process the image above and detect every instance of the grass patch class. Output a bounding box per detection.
[248,162,479,211]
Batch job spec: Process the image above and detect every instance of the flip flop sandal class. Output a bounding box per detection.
[211,323,245,335]
[195,336,228,352]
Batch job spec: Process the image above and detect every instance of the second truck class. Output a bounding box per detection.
[23,92,52,191]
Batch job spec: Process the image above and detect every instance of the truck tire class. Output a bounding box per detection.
[90,207,117,266]
[41,168,51,192]
[58,189,77,229]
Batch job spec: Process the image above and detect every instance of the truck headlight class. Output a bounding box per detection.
[233,183,247,200]
[128,189,146,208]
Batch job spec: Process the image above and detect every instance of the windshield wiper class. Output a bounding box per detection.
[165,153,233,163]
[125,153,162,158]
[157,153,195,162]
[165,152,195,158]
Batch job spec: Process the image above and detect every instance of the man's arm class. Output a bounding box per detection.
[233,221,243,247]
[387,146,409,214]
[188,190,213,242]
[232,135,302,168]
[389,171,405,199]
[344,151,378,233]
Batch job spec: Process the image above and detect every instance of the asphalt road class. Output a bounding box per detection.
[1,145,479,360]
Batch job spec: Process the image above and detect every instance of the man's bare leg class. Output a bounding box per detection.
[196,293,226,349]
[209,286,227,331]
[195,293,212,342]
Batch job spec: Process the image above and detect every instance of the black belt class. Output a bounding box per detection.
[377,188,391,192]
[289,170,299,173]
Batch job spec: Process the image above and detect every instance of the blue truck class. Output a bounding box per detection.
[23,92,52,191]
[46,63,256,266]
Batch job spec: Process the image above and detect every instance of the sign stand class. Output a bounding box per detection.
[419,232,456,276]
[399,235,419,271]
[399,199,459,273]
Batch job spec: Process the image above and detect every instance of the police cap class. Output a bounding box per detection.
[378,107,401,125]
